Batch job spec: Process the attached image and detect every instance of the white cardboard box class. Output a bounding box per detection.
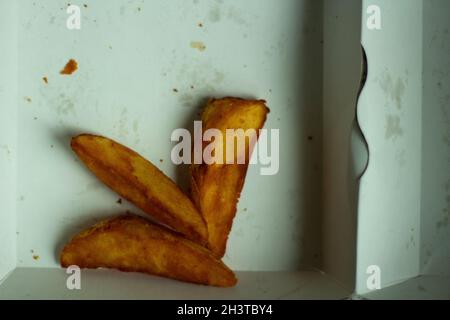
[0,0,448,299]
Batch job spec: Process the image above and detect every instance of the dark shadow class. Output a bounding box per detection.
[346,39,369,292]
[320,0,364,291]
[292,0,324,271]
[172,97,209,195]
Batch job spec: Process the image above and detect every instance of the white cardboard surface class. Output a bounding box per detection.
[1,0,351,299]
[13,0,323,271]
[0,268,349,300]
[356,0,423,294]
[322,0,364,290]
[363,275,450,300]
[357,0,450,297]
[0,0,18,282]
[420,0,450,277]
[2,0,448,300]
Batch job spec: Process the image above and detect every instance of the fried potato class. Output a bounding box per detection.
[190,98,269,257]
[60,214,237,287]
[71,134,208,244]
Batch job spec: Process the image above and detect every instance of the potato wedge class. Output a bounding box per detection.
[71,134,207,244]
[61,214,237,287]
[190,98,269,257]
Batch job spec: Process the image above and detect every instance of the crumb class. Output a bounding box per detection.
[190,41,206,52]
[159,159,164,163]
[33,255,40,260]
[116,198,122,204]
[190,85,194,89]
[50,145,54,148]
[418,285,426,292]
[173,88,178,93]
[137,7,141,11]
[42,76,48,84]
[83,4,87,8]
[33,117,38,120]
[30,249,34,253]
[24,97,32,103]
[308,136,313,141]
[243,208,247,212]
[60,59,78,75]
[108,45,112,50]
[16,232,19,235]
[198,22,203,27]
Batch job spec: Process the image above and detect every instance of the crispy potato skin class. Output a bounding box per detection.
[71,134,208,245]
[60,215,237,287]
[190,98,269,258]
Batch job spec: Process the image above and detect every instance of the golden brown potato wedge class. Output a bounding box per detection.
[190,98,269,258]
[60,214,237,287]
[71,134,208,244]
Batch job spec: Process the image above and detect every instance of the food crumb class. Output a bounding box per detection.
[243,208,247,212]
[190,41,206,52]
[50,145,54,148]
[116,198,122,204]
[60,59,78,75]
[308,136,313,141]
[159,159,164,163]
[32,255,40,260]
[190,85,195,89]
[173,88,178,93]
[198,22,203,27]
[83,4,87,8]
[24,97,32,103]
[33,117,38,120]
[42,76,48,84]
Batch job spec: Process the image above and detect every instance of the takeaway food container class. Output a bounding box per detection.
[0,0,448,299]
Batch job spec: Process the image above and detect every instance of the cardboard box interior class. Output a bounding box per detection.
[1,0,448,299]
